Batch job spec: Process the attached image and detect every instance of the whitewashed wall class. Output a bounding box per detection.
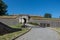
[19,16,29,24]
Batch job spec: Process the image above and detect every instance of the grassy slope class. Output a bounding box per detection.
[28,22,39,26]
[0,24,28,40]
[32,17,60,20]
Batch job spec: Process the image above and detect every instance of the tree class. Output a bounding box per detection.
[0,0,7,16]
[44,13,52,18]
[59,16,60,18]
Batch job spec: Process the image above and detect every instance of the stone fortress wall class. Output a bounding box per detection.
[0,15,29,26]
[0,18,19,26]
[29,18,60,27]
[0,15,60,27]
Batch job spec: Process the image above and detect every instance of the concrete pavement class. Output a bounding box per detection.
[15,27,60,40]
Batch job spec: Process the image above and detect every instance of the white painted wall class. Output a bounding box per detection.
[18,15,29,24]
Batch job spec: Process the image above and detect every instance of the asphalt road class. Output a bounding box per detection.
[15,28,60,40]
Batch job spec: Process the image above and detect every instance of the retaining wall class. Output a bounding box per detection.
[29,19,60,27]
[0,18,19,26]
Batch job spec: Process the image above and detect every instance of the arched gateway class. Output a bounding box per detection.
[19,15,30,24]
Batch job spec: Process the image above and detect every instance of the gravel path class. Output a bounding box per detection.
[15,27,60,40]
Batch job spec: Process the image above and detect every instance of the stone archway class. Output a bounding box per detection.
[19,18,27,24]
[19,15,30,24]
[21,18,27,28]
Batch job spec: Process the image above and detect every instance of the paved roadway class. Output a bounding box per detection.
[15,27,60,40]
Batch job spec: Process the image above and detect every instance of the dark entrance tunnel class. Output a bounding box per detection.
[23,18,27,24]
[21,18,27,28]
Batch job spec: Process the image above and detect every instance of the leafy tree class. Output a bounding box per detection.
[0,0,7,16]
[44,13,52,18]
[59,16,60,18]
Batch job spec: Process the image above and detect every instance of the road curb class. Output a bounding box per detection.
[12,27,32,40]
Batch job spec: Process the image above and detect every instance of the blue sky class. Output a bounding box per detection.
[3,0,60,18]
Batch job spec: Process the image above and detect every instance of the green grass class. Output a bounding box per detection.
[55,28,60,30]
[10,23,22,28]
[28,22,39,26]
[51,28,60,35]
[0,28,28,40]
[52,28,60,32]
[54,28,60,34]
[42,18,59,19]
[0,24,29,40]
[33,17,60,20]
